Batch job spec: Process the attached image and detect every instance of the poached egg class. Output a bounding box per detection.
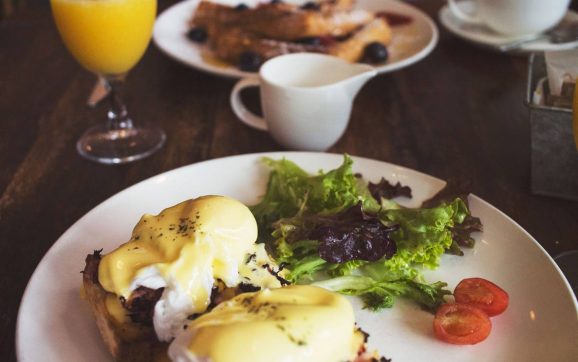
[98,195,283,341]
[168,285,362,362]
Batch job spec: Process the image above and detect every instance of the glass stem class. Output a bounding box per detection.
[105,76,134,131]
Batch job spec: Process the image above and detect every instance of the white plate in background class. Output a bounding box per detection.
[153,0,438,78]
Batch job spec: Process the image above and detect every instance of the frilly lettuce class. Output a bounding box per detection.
[250,155,479,312]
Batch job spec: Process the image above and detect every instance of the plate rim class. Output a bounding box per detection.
[15,151,578,360]
[468,194,578,309]
[152,0,439,79]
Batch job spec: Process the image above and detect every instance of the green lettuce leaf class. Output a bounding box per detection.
[250,156,479,311]
[251,155,380,242]
[380,198,469,270]
[312,276,451,312]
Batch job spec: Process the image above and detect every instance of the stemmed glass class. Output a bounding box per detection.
[50,0,165,164]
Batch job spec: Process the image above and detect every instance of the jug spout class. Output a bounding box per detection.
[343,64,378,98]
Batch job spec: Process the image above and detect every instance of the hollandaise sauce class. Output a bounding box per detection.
[169,285,361,362]
[97,196,283,341]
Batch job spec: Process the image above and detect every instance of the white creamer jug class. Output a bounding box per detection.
[230,53,377,151]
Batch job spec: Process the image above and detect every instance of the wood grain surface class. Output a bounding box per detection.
[1,0,577,360]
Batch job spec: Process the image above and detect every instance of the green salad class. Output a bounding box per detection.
[250,155,482,312]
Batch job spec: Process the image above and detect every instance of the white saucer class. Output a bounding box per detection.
[439,1,578,52]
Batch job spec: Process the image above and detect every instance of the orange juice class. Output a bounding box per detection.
[51,0,156,76]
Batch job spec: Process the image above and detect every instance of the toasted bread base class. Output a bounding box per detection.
[82,252,168,362]
[191,0,392,66]
[82,251,388,362]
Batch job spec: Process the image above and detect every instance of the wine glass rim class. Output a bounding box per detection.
[554,250,578,260]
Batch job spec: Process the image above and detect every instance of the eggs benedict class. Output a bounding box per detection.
[83,196,287,360]
[168,285,377,362]
[82,195,386,362]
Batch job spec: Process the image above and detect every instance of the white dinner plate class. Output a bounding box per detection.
[153,0,438,78]
[439,1,578,52]
[16,152,578,361]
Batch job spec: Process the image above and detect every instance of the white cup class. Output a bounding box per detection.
[230,53,377,151]
[448,0,570,36]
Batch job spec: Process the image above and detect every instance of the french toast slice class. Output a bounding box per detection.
[193,0,356,26]
[244,8,373,40]
[209,18,391,65]
[208,26,325,64]
[329,18,392,62]
[192,0,372,40]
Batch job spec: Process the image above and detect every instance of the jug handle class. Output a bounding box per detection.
[230,77,268,131]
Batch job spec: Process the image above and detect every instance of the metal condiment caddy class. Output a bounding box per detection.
[526,54,578,201]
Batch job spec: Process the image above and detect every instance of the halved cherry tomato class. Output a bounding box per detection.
[454,277,509,317]
[433,303,492,345]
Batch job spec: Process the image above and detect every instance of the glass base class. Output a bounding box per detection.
[77,123,166,164]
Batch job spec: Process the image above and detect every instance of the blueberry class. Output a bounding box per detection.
[363,42,389,64]
[186,27,207,43]
[300,1,320,10]
[235,3,249,11]
[239,52,263,72]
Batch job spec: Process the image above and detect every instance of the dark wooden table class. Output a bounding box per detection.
[1,0,577,360]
